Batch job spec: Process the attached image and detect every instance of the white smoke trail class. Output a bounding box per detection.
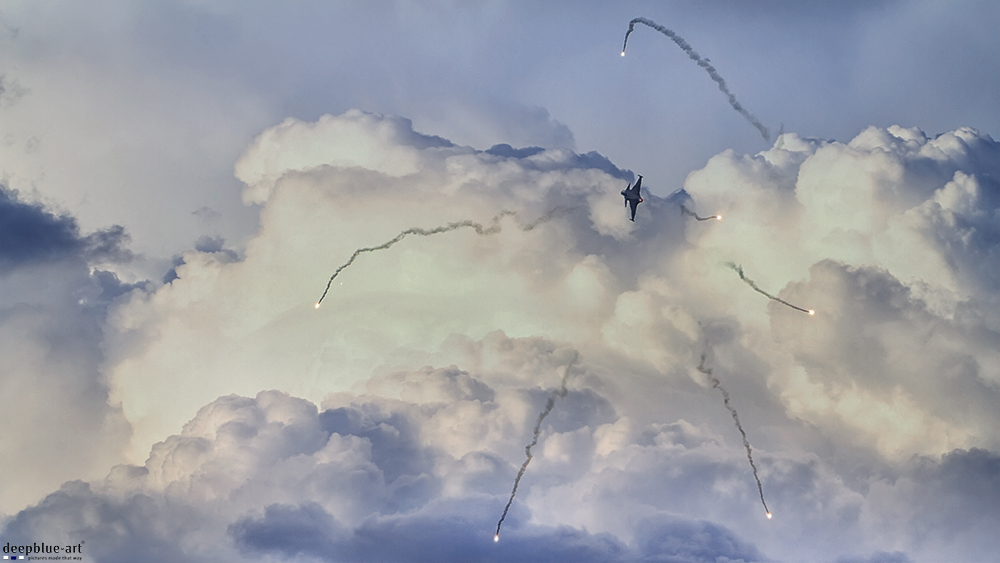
[622,17,772,142]
[680,204,722,222]
[696,351,771,518]
[315,207,575,307]
[495,353,579,541]
[727,262,814,316]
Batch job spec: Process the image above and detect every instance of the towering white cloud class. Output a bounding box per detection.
[684,125,1000,460]
[104,110,641,461]
[5,111,998,561]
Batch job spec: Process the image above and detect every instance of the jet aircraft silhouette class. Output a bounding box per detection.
[621,175,644,221]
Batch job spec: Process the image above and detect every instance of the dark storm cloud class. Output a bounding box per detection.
[233,498,764,563]
[231,499,633,563]
[0,186,132,271]
[346,511,634,563]
[887,448,1000,561]
[231,500,765,563]
[82,224,133,264]
[633,514,764,563]
[825,448,1000,563]
[1,186,140,510]
[837,550,911,563]
[1,185,86,269]
[1,481,195,563]
[229,502,344,560]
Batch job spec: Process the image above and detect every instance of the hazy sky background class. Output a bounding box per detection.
[1,2,998,562]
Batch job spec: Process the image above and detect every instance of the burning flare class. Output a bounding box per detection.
[680,204,723,222]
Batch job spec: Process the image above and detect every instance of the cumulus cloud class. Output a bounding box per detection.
[104,110,644,462]
[0,186,136,512]
[682,126,1000,461]
[11,358,993,561]
[5,112,999,561]
[861,447,1000,563]
[4,367,765,562]
[234,110,455,205]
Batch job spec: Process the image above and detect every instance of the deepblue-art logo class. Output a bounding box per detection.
[2,541,84,558]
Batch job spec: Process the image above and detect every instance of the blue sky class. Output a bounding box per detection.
[1,2,998,562]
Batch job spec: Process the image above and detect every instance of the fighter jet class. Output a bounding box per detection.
[621,175,644,221]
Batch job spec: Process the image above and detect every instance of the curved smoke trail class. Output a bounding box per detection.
[495,353,579,542]
[696,352,771,518]
[727,262,814,315]
[622,17,772,142]
[680,204,721,222]
[315,207,574,307]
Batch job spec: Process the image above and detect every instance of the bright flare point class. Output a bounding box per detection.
[494,535,500,543]
[808,310,815,316]
[714,215,722,221]
[621,51,626,57]
[314,303,321,309]
[766,512,773,519]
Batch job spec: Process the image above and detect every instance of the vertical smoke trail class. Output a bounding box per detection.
[315,208,574,307]
[680,204,722,222]
[622,17,772,142]
[696,352,771,518]
[495,354,579,542]
[727,262,814,316]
